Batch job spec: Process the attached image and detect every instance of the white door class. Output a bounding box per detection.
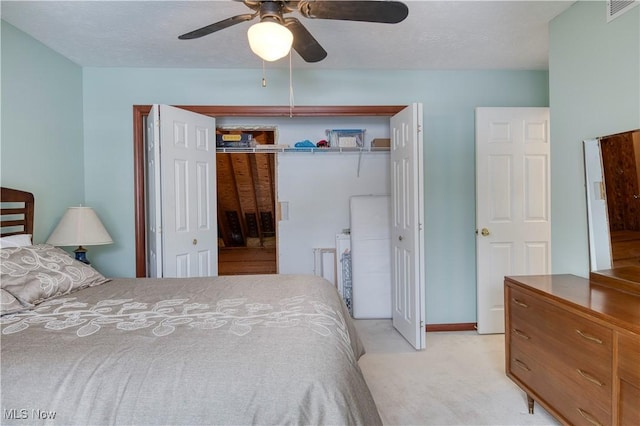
[148,104,218,278]
[475,107,551,334]
[390,103,426,350]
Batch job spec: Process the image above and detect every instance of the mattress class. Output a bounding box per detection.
[350,195,392,319]
[0,274,381,425]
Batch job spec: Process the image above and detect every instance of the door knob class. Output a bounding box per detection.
[481,228,490,236]
[192,238,198,245]
[399,236,403,241]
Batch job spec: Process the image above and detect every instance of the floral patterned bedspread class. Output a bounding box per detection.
[1,274,381,425]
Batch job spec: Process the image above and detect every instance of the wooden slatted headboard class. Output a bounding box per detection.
[0,187,35,237]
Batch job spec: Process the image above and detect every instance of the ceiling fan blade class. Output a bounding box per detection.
[299,0,408,24]
[178,13,256,40]
[285,18,327,62]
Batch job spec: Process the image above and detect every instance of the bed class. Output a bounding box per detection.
[0,187,382,425]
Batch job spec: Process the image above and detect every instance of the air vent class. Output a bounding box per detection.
[607,0,639,22]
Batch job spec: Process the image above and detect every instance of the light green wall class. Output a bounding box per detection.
[82,68,548,324]
[2,19,551,325]
[3,1,638,325]
[0,21,84,243]
[549,1,640,276]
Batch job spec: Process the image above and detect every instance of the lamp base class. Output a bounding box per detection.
[74,246,91,264]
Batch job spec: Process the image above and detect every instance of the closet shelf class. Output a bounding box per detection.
[216,146,390,154]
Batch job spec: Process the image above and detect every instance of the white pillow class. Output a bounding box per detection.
[0,234,33,248]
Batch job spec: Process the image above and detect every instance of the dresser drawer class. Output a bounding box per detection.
[509,319,612,412]
[618,332,640,425]
[618,332,640,386]
[619,381,640,426]
[506,287,613,362]
[509,310,612,383]
[509,345,611,426]
[509,314,612,391]
[508,286,613,358]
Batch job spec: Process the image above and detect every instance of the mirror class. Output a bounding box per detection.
[584,129,640,273]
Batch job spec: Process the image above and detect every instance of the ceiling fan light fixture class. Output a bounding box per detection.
[247,21,293,62]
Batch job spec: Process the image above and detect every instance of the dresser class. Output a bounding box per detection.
[504,273,640,426]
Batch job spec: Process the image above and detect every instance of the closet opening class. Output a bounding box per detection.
[216,127,277,275]
[133,104,405,278]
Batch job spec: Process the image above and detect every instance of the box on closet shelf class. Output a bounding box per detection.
[326,129,365,148]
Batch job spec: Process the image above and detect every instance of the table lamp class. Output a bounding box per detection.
[46,206,113,264]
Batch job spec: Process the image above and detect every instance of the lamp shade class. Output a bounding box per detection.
[247,21,293,62]
[47,207,113,247]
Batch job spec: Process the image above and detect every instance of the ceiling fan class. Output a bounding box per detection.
[178,0,409,63]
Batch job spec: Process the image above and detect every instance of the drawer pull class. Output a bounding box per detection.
[513,358,531,372]
[577,408,603,426]
[577,369,604,387]
[512,328,531,340]
[512,298,529,308]
[576,329,603,344]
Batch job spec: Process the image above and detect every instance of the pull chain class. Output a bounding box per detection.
[262,60,267,87]
[289,50,294,117]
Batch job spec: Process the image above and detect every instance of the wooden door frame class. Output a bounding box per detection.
[133,105,405,277]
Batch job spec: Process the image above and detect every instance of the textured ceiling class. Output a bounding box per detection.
[1,0,575,70]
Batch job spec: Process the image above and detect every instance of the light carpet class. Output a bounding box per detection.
[354,320,560,426]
